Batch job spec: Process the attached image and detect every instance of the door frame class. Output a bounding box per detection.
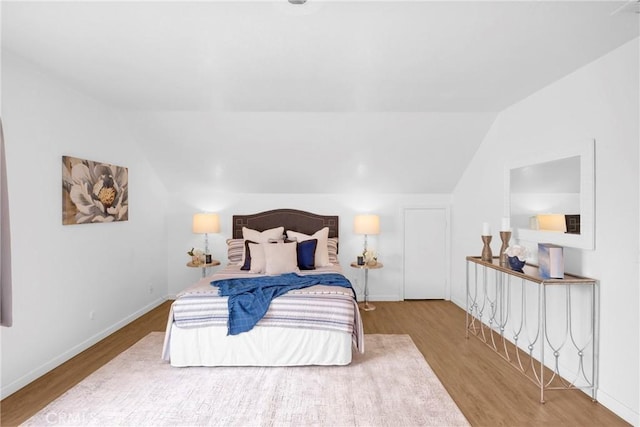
[402,204,451,300]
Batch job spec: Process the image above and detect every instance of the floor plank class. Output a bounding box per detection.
[1,300,629,426]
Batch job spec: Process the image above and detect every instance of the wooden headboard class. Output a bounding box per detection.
[232,209,339,239]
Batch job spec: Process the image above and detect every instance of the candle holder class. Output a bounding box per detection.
[481,235,493,262]
[499,231,511,266]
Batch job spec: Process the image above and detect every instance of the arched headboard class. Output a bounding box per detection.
[232,209,339,239]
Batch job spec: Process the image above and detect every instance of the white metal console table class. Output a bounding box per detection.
[465,256,598,403]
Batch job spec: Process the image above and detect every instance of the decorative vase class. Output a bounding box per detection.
[499,231,511,266]
[508,256,526,273]
[481,235,493,262]
[192,255,201,266]
[367,259,377,267]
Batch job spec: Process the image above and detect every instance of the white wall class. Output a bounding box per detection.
[451,39,639,424]
[166,191,451,301]
[0,50,169,398]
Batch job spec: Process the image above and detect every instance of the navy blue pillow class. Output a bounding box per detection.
[240,240,258,270]
[297,239,317,270]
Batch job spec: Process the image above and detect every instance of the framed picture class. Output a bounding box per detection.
[62,156,128,225]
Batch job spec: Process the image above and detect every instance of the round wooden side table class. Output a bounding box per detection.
[350,261,383,311]
[187,259,221,278]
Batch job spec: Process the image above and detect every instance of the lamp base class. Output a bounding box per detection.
[360,302,376,311]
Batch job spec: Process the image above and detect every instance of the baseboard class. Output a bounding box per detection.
[359,294,401,302]
[1,297,166,399]
[450,296,466,309]
[596,388,639,426]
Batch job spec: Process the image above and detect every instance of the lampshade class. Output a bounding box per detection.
[354,214,380,235]
[192,213,220,234]
[537,214,566,233]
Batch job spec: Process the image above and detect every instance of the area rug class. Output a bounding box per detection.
[23,333,469,426]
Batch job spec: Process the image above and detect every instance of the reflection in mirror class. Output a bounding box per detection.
[505,139,595,250]
[510,156,580,233]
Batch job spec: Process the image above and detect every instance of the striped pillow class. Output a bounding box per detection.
[226,238,244,264]
[327,237,339,264]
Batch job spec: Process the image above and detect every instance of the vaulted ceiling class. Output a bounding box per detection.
[2,1,638,193]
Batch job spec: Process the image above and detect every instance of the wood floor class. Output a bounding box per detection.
[1,300,629,426]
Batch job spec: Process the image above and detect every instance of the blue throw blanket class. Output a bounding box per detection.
[214,273,354,335]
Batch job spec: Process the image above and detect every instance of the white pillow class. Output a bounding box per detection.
[287,227,330,267]
[247,242,266,273]
[242,226,284,264]
[263,241,299,275]
[242,226,284,242]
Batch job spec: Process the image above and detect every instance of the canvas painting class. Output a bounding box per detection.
[62,156,128,225]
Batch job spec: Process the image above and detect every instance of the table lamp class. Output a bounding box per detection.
[192,213,220,260]
[354,214,380,254]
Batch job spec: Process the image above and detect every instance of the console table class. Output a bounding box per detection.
[465,256,598,403]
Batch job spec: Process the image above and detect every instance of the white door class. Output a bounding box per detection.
[403,208,447,299]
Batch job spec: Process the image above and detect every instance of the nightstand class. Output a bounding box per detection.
[187,259,220,278]
[350,261,383,311]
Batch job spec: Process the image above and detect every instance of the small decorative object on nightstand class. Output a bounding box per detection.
[350,261,383,311]
[187,247,203,266]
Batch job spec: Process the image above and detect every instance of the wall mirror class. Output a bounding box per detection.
[504,139,595,250]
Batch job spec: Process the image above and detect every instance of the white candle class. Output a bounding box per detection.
[482,222,491,236]
[501,217,510,231]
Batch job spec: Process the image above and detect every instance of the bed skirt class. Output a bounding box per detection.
[165,323,353,367]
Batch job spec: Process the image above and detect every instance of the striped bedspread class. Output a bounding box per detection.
[169,265,364,353]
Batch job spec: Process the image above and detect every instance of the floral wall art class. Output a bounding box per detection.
[62,156,128,225]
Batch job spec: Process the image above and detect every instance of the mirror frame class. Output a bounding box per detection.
[504,138,595,250]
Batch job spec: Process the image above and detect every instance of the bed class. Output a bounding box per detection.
[162,209,364,367]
